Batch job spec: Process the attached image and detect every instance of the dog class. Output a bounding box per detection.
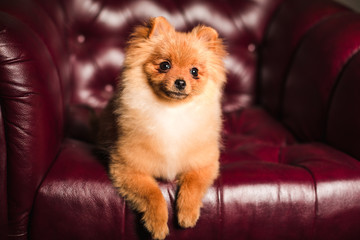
[97,16,227,239]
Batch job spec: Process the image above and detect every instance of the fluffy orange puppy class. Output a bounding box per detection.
[98,16,227,239]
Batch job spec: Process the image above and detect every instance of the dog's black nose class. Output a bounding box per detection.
[174,79,186,90]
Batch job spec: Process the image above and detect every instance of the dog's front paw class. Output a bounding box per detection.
[142,203,169,239]
[177,203,200,228]
[145,220,169,240]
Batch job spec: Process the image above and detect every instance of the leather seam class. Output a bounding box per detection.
[292,163,318,239]
[27,143,65,235]
[323,45,360,141]
[278,11,350,120]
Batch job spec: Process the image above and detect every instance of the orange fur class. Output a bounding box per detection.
[98,16,227,239]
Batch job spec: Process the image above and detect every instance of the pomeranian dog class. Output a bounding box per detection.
[97,16,226,239]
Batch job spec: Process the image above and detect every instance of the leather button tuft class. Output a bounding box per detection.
[105,84,113,92]
[77,34,86,44]
[248,43,256,52]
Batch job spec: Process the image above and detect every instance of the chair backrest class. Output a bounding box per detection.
[45,0,286,111]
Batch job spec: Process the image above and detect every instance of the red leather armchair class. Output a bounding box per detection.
[2,0,360,239]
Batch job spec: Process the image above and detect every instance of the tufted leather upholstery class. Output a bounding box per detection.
[1,0,360,239]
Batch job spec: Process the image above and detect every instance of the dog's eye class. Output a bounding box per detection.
[159,61,171,71]
[190,67,198,78]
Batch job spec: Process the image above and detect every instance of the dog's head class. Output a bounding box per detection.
[125,16,227,103]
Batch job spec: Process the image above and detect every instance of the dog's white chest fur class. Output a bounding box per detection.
[122,80,220,180]
[145,100,204,179]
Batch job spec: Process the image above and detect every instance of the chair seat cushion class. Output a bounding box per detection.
[30,107,360,240]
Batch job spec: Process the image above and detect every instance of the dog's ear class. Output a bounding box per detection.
[192,25,227,58]
[192,25,219,42]
[148,16,174,38]
[129,17,174,41]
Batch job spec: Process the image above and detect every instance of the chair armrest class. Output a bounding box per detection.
[0,12,64,237]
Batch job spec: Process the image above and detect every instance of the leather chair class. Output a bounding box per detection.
[1,0,360,239]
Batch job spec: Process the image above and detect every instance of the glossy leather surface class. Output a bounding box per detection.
[1,0,360,239]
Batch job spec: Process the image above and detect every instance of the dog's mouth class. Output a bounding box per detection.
[163,90,189,100]
[158,84,189,100]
